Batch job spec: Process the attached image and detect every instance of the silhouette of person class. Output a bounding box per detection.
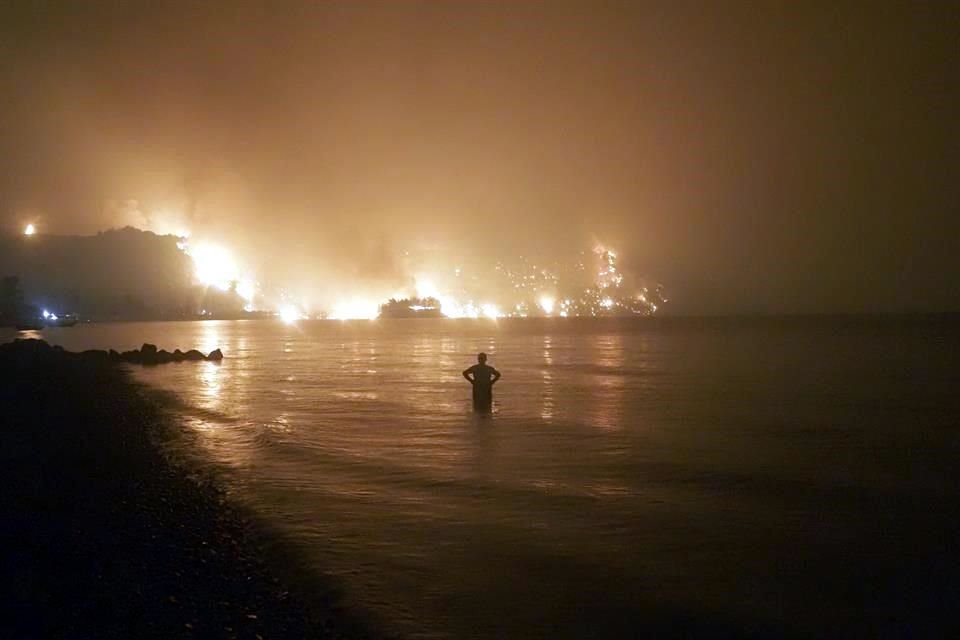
[463,352,501,413]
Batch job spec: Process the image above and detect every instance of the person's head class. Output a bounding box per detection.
[477,352,487,363]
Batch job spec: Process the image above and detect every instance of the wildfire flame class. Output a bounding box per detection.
[329,297,379,320]
[278,304,306,324]
[414,277,501,318]
[179,240,256,303]
[167,229,657,319]
[538,295,555,315]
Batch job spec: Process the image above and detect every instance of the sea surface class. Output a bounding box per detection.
[5,317,959,638]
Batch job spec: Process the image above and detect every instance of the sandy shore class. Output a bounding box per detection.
[0,338,374,639]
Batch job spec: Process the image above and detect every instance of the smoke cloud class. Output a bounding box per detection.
[1,2,958,313]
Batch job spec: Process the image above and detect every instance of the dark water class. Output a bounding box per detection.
[6,317,959,637]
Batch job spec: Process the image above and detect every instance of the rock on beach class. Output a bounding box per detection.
[112,342,225,364]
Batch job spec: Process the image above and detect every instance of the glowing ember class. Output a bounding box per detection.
[401,251,663,319]
[23,223,36,236]
[595,246,623,290]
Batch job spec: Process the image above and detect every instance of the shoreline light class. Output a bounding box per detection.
[538,295,555,315]
[278,304,305,324]
[329,298,379,320]
[480,303,501,319]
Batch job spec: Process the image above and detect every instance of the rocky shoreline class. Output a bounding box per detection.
[0,339,375,639]
[80,341,224,365]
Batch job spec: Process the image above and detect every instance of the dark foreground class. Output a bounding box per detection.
[0,339,371,639]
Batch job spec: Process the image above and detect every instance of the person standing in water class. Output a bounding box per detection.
[463,352,501,413]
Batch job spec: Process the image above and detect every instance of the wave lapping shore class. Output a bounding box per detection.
[0,338,371,639]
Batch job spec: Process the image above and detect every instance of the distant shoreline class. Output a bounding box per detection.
[0,339,376,639]
[5,310,958,328]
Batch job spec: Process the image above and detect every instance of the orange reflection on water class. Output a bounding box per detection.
[181,415,256,472]
[411,337,436,364]
[267,413,293,434]
[199,320,224,355]
[595,333,624,370]
[198,361,223,409]
[541,335,554,421]
[589,334,626,430]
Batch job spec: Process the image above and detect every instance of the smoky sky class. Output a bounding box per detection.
[1,1,958,313]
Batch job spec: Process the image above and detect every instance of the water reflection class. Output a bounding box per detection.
[268,413,292,434]
[595,333,624,370]
[541,335,554,421]
[198,361,223,410]
[588,334,626,430]
[366,340,378,374]
[468,416,499,480]
[199,320,224,355]
[440,337,456,354]
[236,334,249,359]
[412,336,436,363]
[7,318,951,640]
